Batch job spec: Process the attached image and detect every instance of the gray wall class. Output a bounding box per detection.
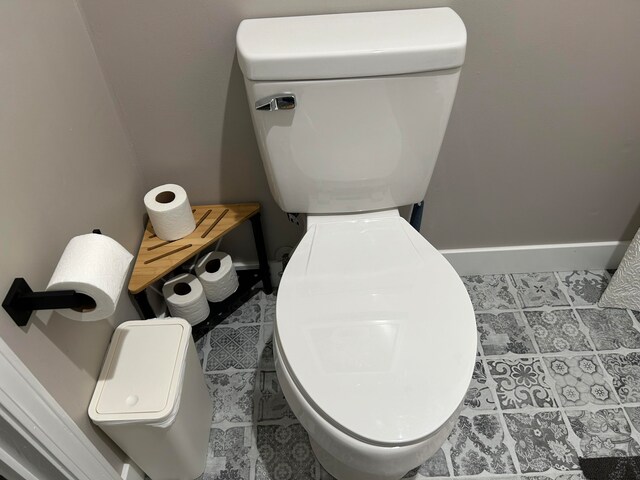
[79,0,640,257]
[0,1,146,472]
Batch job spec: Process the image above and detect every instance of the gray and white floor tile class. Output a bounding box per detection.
[263,293,276,323]
[464,360,497,410]
[447,414,516,476]
[558,271,610,306]
[462,274,518,311]
[206,372,256,424]
[476,312,537,356]
[207,325,260,371]
[599,352,640,403]
[577,308,640,351]
[256,370,296,422]
[202,426,252,480]
[624,406,640,432]
[255,423,318,480]
[510,273,570,308]
[221,294,262,325]
[524,310,592,354]
[402,449,449,478]
[543,355,616,407]
[566,408,640,458]
[487,358,556,409]
[503,411,579,473]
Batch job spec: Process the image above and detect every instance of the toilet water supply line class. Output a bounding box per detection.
[410,202,424,231]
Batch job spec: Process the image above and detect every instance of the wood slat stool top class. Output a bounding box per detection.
[128,203,260,294]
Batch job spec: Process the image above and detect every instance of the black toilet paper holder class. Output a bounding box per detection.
[2,229,102,327]
[2,278,96,327]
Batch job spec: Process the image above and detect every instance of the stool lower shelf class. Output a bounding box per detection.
[191,269,264,341]
[133,269,267,341]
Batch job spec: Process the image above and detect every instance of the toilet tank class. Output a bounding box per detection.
[237,8,466,214]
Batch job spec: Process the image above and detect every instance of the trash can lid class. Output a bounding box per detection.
[88,318,192,425]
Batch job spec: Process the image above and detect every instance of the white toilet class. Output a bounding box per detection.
[237,8,477,480]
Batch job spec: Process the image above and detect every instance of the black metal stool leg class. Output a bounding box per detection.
[250,212,273,294]
[133,291,156,319]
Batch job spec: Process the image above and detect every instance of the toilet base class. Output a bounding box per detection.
[310,437,412,480]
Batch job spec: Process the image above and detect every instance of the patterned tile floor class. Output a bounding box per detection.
[195,270,640,480]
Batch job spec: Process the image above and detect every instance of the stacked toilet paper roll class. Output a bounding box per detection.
[144,184,196,241]
[162,273,210,325]
[46,233,133,321]
[196,251,239,302]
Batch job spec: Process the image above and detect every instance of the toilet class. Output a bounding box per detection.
[237,8,477,480]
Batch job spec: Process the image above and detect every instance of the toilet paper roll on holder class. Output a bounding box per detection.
[2,229,102,327]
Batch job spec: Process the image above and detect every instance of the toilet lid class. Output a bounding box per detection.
[276,211,477,446]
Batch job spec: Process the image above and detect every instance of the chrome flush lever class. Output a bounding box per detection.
[255,94,296,111]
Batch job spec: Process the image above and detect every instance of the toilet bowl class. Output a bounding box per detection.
[274,210,476,480]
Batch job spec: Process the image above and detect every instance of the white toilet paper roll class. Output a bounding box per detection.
[162,274,210,325]
[144,184,196,241]
[46,234,133,321]
[195,251,239,302]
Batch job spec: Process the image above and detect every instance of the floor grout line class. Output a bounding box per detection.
[497,409,521,475]
[505,273,525,310]
[440,439,455,478]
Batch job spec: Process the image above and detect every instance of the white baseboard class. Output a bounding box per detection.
[236,241,630,283]
[121,460,144,480]
[440,241,630,276]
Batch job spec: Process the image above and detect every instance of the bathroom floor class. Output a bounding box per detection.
[195,270,640,480]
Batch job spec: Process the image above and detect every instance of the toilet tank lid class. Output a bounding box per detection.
[236,8,466,81]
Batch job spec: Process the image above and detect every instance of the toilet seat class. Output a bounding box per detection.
[276,209,477,447]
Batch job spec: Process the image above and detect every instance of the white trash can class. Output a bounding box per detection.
[89,318,212,480]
